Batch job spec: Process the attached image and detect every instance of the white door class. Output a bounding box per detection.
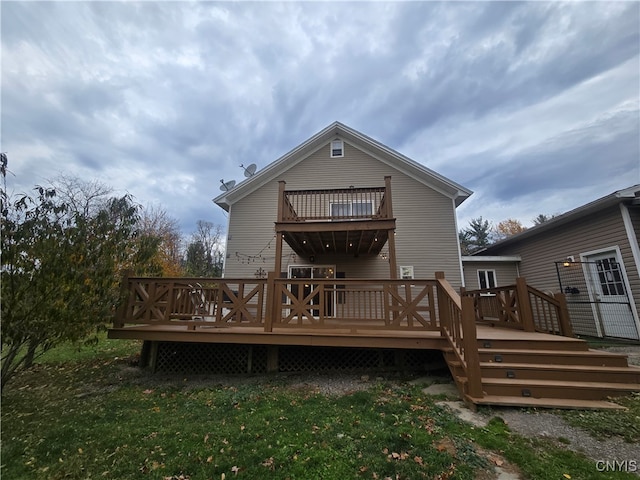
[585,251,639,340]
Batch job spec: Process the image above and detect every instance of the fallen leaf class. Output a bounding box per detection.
[563,475,571,479]
[231,466,239,475]
[143,389,154,394]
[414,456,424,465]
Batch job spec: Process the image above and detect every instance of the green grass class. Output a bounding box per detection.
[560,392,640,443]
[2,338,638,480]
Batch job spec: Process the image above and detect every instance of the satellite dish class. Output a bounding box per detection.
[241,163,257,178]
[219,179,236,191]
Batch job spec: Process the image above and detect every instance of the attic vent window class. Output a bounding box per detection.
[330,139,344,158]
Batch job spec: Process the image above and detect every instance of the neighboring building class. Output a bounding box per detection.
[461,255,521,291]
[214,122,472,290]
[473,185,640,341]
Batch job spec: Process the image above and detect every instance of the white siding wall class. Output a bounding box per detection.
[223,140,463,287]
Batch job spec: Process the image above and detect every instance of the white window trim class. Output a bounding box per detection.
[400,266,414,280]
[330,139,344,158]
[477,269,497,293]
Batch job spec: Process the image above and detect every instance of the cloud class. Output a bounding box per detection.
[2,1,638,237]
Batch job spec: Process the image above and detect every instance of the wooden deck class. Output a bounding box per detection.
[109,274,640,409]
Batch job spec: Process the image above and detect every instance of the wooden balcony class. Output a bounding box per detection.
[109,273,640,409]
[275,177,396,257]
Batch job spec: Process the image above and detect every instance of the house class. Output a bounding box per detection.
[470,185,640,341]
[214,121,472,288]
[109,123,640,409]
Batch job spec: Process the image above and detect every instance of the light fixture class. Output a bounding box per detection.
[563,256,575,267]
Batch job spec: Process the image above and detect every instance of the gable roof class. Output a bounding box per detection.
[213,121,472,211]
[478,184,640,254]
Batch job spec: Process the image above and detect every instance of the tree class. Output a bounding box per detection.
[493,218,526,241]
[1,156,142,388]
[137,204,184,276]
[533,213,555,226]
[184,220,225,277]
[459,217,493,253]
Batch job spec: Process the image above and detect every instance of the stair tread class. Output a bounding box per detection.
[480,362,639,372]
[482,377,640,390]
[479,347,627,357]
[466,395,627,410]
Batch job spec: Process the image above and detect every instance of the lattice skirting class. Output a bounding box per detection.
[143,342,445,375]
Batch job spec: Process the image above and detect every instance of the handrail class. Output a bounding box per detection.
[462,277,573,336]
[436,273,482,399]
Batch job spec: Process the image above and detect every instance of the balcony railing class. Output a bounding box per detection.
[278,180,392,224]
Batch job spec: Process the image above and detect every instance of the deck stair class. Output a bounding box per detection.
[444,328,640,410]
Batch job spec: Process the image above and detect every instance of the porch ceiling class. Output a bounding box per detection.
[276,219,395,257]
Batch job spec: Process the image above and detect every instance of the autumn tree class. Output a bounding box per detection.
[459,217,494,254]
[137,204,184,276]
[1,157,143,388]
[184,220,225,277]
[493,218,526,241]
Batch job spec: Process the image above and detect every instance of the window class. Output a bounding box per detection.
[330,201,373,219]
[400,266,414,280]
[478,270,496,290]
[330,139,344,157]
[596,257,625,296]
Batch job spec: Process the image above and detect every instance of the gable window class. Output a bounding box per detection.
[330,139,344,157]
[400,266,414,280]
[478,270,496,290]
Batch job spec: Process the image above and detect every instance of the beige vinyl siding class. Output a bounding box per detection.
[224,139,463,287]
[462,261,519,290]
[485,205,638,336]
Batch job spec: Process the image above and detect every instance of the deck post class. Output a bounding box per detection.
[274,181,286,276]
[435,271,450,329]
[113,269,132,328]
[554,292,574,337]
[265,271,278,332]
[515,277,536,332]
[384,176,398,279]
[461,296,483,399]
[266,346,279,373]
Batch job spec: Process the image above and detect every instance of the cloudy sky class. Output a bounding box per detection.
[2,1,639,237]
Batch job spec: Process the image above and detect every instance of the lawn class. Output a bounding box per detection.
[2,337,637,480]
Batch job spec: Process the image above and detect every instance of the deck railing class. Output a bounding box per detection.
[114,275,268,329]
[280,185,390,222]
[463,277,573,336]
[435,273,483,398]
[267,278,440,331]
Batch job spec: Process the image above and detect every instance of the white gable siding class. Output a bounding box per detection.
[223,140,463,287]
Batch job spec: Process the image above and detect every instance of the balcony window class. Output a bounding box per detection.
[330,201,373,219]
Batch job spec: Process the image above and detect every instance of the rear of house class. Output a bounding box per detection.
[474,186,640,341]
[215,122,471,289]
